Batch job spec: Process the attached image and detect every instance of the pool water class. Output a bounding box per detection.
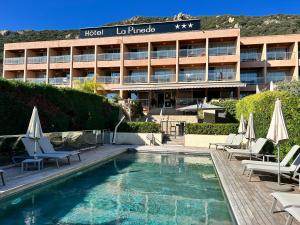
[0,152,234,225]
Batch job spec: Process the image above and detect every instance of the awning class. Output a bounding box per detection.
[112,82,246,91]
[177,103,224,112]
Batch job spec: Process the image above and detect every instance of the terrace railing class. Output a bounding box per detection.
[267,52,292,60]
[240,52,262,62]
[179,73,205,82]
[240,74,265,84]
[179,48,205,57]
[97,53,120,61]
[151,50,176,59]
[266,75,292,83]
[27,56,47,64]
[73,76,94,83]
[4,57,24,65]
[150,74,176,83]
[124,51,148,60]
[49,77,70,85]
[209,46,236,56]
[73,54,95,62]
[7,77,24,81]
[208,71,236,81]
[124,75,148,83]
[97,76,120,84]
[27,78,47,84]
[50,55,71,63]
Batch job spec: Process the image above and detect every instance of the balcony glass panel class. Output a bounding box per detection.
[267,51,292,60]
[124,70,147,83]
[4,57,24,65]
[49,77,70,85]
[179,69,205,82]
[73,76,94,83]
[241,72,264,84]
[73,54,95,62]
[208,68,236,81]
[50,55,70,63]
[97,76,120,84]
[151,70,175,83]
[124,51,148,60]
[209,43,236,56]
[267,71,292,82]
[27,78,47,84]
[27,56,47,64]
[151,50,176,59]
[7,77,24,81]
[241,51,261,62]
[179,48,205,57]
[97,53,120,61]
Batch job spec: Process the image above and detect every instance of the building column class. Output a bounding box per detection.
[2,50,6,78]
[94,45,98,93]
[292,42,299,81]
[236,35,241,81]
[46,48,50,84]
[205,38,209,81]
[70,46,74,88]
[147,42,151,83]
[262,43,267,83]
[120,43,124,86]
[24,49,28,82]
[175,40,179,82]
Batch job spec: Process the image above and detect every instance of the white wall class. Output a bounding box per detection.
[185,134,227,148]
[112,132,163,145]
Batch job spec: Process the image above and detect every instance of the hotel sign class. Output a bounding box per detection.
[80,20,201,38]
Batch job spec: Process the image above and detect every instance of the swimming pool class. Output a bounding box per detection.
[0,152,235,224]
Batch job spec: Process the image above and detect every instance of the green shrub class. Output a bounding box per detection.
[118,122,160,133]
[276,81,300,97]
[236,91,300,157]
[211,99,238,123]
[0,79,119,135]
[185,123,239,135]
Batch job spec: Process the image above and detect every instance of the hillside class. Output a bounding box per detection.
[1,14,300,71]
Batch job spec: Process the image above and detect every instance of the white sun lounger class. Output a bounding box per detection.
[226,138,268,161]
[209,133,236,149]
[245,154,300,181]
[285,207,300,225]
[241,145,300,168]
[38,137,81,161]
[271,192,300,212]
[214,134,244,150]
[22,137,70,168]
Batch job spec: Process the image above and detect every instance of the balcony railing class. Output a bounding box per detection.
[97,76,120,84]
[27,56,47,64]
[124,52,148,60]
[151,74,176,83]
[151,50,176,59]
[179,48,205,57]
[267,52,292,60]
[240,74,264,84]
[208,71,236,81]
[49,77,70,85]
[73,76,94,83]
[124,75,148,83]
[179,73,205,82]
[97,53,120,61]
[7,77,24,81]
[50,55,71,63]
[4,57,24,65]
[175,98,202,108]
[209,46,236,56]
[241,52,262,62]
[73,54,95,62]
[266,75,292,82]
[27,78,47,84]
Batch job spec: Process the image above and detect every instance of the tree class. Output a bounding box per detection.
[73,79,104,94]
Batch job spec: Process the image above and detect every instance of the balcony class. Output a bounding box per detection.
[179,72,205,82]
[266,74,292,83]
[240,73,264,84]
[73,54,95,62]
[97,76,120,84]
[124,52,148,60]
[267,51,292,61]
[124,75,148,84]
[179,48,205,57]
[49,77,70,85]
[27,78,47,84]
[241,52,262,62]
[208,71,236,81]
[209,46,236,56]
[151,50,176,59]
[73,76,94,83]
[50,55,71,63]
[4,57,24,65]
[27,56,47,64]
[97,53,120,61]
[7,77,24,81]
[150,74,176,83]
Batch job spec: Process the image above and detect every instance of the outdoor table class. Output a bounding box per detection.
[21,158,44,172]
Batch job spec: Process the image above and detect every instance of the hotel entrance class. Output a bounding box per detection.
[153,91,175,108]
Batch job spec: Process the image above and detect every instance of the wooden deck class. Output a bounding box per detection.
[212,150,300,225]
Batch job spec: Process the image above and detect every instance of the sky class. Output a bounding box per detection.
[1,0,300,30]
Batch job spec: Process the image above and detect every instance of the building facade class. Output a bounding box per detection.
[2,21,300,113]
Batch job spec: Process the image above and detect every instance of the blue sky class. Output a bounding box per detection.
[1,0,300,30]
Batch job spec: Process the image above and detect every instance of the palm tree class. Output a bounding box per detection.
[73,78,105,94]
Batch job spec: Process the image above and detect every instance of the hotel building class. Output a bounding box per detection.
[2,20,300,115]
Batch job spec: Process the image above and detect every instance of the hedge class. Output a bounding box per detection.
[236,91,300,157]
[185,123,239,135]
[118,122,160,133]
[211,99,238,123]
[0,79,119,135]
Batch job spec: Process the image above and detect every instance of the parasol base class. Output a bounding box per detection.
[266,183,293,192]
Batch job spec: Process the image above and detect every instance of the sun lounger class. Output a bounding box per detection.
[271,192,300,212]
[209,133,236,149]
[245,154,300,181]
[226,138,268,161]
[241,145,300,168]
[21,137,70,168]
[0,170,4,186]
[285,207,300,225]
[38,137,81,161]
